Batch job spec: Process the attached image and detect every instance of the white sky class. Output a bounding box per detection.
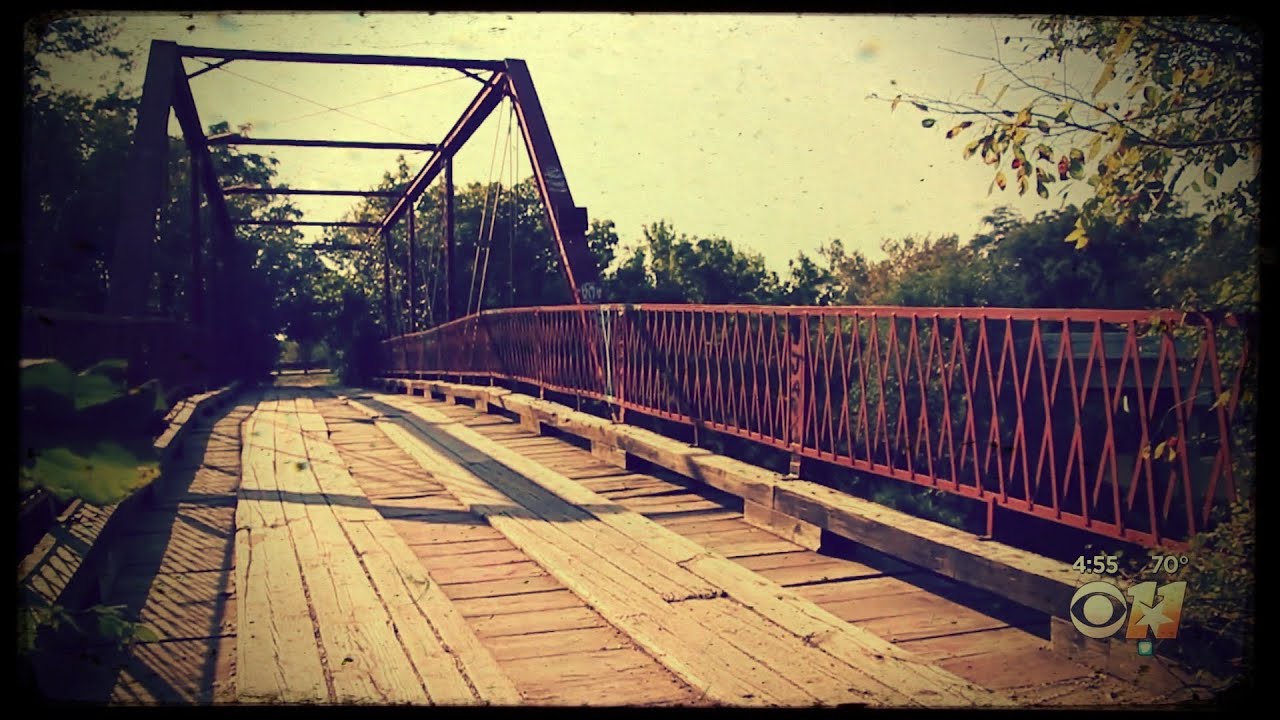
[42,12,1164,272]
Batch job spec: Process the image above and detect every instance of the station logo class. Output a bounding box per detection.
[1069,580,1188,641]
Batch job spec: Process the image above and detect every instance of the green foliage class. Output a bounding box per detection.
[886,17,1261,247]
[20,359,168,505]
[601,221,787,304]
[19,602,159,657]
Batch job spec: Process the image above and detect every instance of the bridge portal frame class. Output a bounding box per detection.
[107,40,601,379]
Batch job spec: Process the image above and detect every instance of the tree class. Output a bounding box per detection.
[883,16,1261,248]
[969,205,1202,308]
[605,221,782,304]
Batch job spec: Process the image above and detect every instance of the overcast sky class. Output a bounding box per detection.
[43,12,1119,271]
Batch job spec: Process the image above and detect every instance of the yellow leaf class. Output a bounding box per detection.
[1014,107,1032,127]
[1087,134,1103,161]
[995,171,1007,191]
[1018,174,1028,195]
[1113,21,1139,57]
[1140,444,1151,460]
[1154,440,1167,460]
[1122,395,1130,413]
[1210,390,1231,411]
[1168,448,1177,461]
[891,95,902,112]
[1173,67,1185,86]
[1092,60,1117,98]
[946,121,973,139]
[976,74,986,94]
[1123,147,1141,165]
[1065,219,1089,249]
[994,84,1008,106]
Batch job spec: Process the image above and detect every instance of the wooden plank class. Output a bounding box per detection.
[485,626,631,662]
[295,397,521,706]
[429,560,549,586]
[897,626,1041,663]
[390,519,505,546]
[272,399,428,704]
[381,390,1009,708]
[443,384,1079,624]
[340,523,498,705]
[656,515,751,534]
[771,481,1081,617]
[367,414,727,606]
[470,605,605,638]
[413,538,516,558]
[681,597,882,707]
[498,648,657,689]
[680,553,1011,707]
[621,497,732,514]
[736,551,843,573]
[743,499,822,551]
[440,575,564,600]
[358,389,998,702]
[235,401,329,703]
[361,408,805,706]
[939,645,1092,690]
[644,508,743,524]
[757,558,891,588]
[453,588,583,618]
[793,575,929,605]
[418,549,530,571]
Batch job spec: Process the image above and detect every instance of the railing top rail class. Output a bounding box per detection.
[382,303,1252,342]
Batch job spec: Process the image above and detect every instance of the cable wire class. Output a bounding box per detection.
[208,63,426,143]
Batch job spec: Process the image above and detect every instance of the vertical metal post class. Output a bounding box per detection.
[444,156,455,323]
[189,153,204,327]
[381,229,393,337]
[107,40,178,317]
[787,313,808,478]
[407,199,417,333]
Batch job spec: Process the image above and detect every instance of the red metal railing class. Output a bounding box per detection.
[21,307,215,392]
[381,304,1254,550]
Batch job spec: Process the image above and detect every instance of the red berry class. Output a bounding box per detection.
[1011,158,1023,169]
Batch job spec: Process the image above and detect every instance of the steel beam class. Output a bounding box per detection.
[297,242,364,252]
[177,45,506,72]
[376,71,506,235]
[381,229,394,337]
[231,220,381,228]
[408,200,417,333]
[170,49,244,381]
[222,187,398,197]
[107,39,177,316]
[186,58,234,79]
[444,156,455,323]
[504,59,598,302]
[207,136,438,152]
[189,153,204,326]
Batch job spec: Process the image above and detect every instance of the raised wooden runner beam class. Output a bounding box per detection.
[382,392,1009,708]
[364,411,838,706]
[393,380,1082,620]
[291,397,521,706]
[348,390,1009,707]
[269,399,426,704]
[236,397,329,703]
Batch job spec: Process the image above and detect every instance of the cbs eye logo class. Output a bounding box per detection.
[1069,580,1188,640]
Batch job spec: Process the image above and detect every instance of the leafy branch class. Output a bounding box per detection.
[879,16,1261,248]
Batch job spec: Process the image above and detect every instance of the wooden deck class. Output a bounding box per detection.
[26,382,1202,706]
